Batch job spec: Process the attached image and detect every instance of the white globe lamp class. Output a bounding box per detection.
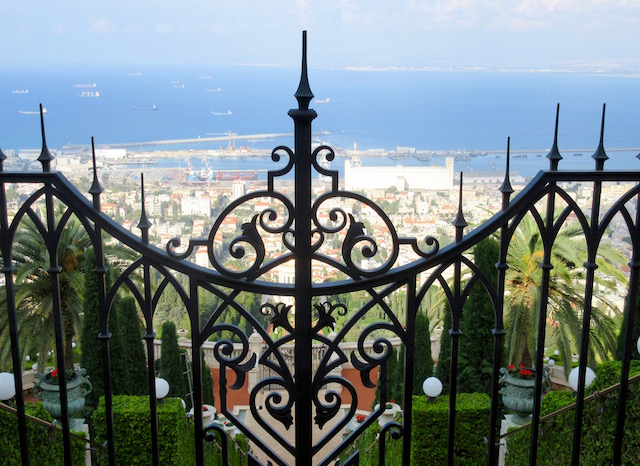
[422,377,443,402]
[155,377,170,400]
[0,372,16,401]
[568,366,596,392]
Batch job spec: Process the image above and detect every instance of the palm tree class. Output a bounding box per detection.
[504,216,626,376]
[0,212,92,372]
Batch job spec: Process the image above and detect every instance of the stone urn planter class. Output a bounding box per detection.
[374,402,401,427]
[499,365,551,425]
[33,368,92,424]
[189,404,216,428]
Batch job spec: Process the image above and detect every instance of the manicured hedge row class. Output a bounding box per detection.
[92,395,247,465]
[343,393,491,465]
[0,402,86,465]
[506,361,640,465]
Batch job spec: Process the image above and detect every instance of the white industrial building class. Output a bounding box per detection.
[181,197,211,217]
[344,157,454,191]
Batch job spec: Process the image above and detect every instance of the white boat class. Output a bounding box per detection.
[133,104,157,111]
[174,84,184,89]
[12,89,29,94]
[212,109,232,115]
[315,97,330,104]
[78,91,100,97]
[18,107,47,115]
[206,88,221,92]
[73,83,97,88]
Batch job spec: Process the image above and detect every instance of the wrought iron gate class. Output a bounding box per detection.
[2,32,640,465]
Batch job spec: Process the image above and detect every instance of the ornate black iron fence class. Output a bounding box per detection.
[1,32,639,465]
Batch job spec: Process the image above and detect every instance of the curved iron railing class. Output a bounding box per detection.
[2,31,640,466]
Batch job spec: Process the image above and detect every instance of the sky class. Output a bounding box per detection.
[1,0,640,72]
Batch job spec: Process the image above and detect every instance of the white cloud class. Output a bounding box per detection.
[90,17,117,35]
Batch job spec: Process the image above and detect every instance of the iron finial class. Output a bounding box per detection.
[452,172,467,239]
[89,137,104,196]
[499,137,514,206]
[294,31,314,111]
[591,104,608,171]
[37,103,54,172]
[546,103,562,171]
[137,172,152,242]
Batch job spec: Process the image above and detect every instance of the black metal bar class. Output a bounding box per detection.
[613,188,640,464]
[402,277,417,465]
[45,189,73,465]
[488,139,513,465]
[289,30,317,466]
[447,173,467,466]
[528,187,555,465]
[90,139,116,466]
[190,279,205,466]
[571,107,608,464]
[529,105,563,465]
[0,149,29,466]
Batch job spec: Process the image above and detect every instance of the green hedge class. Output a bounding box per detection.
[506,361,640,465]
[0,402,86,465]
[92,395,247,465]
[343,393,491,465]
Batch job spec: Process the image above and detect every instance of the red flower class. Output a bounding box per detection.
[203,406,208,412]
[51,368,59,377]
[508,364,514,371]
[519,363,524,369]
[356,414,365,423]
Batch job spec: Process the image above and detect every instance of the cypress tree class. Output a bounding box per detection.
[412,309,433,395]
[118,297,148,395]
[160,321,187,399]
[201,349,215,407]
[109,298,130,395]
[458,237,500,394]
[435,302,452,394]
[80,254,103,408]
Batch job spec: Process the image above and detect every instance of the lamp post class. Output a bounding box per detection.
[568,367,596,393]
[422,376,443,403]
[0,372,16,402]
[155,377,170,400]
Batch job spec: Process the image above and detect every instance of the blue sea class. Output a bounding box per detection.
[1,65,640,176]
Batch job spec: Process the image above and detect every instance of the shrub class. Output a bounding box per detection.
[0,402,85,465]
[92,395,247,465]
[505,360,640,465]
[343,393,490,465]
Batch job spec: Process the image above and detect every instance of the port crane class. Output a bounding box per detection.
[201,155,214,180]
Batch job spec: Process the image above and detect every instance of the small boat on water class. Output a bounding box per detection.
[18,107,47,115]
[78,91,100,97]
[206,88,221,92]
[315,98,330,103]
[212,109,232,116]
[73,83,97,88]
[174,84,184,89]
[12,89,29,94]
[133,104,157,111]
